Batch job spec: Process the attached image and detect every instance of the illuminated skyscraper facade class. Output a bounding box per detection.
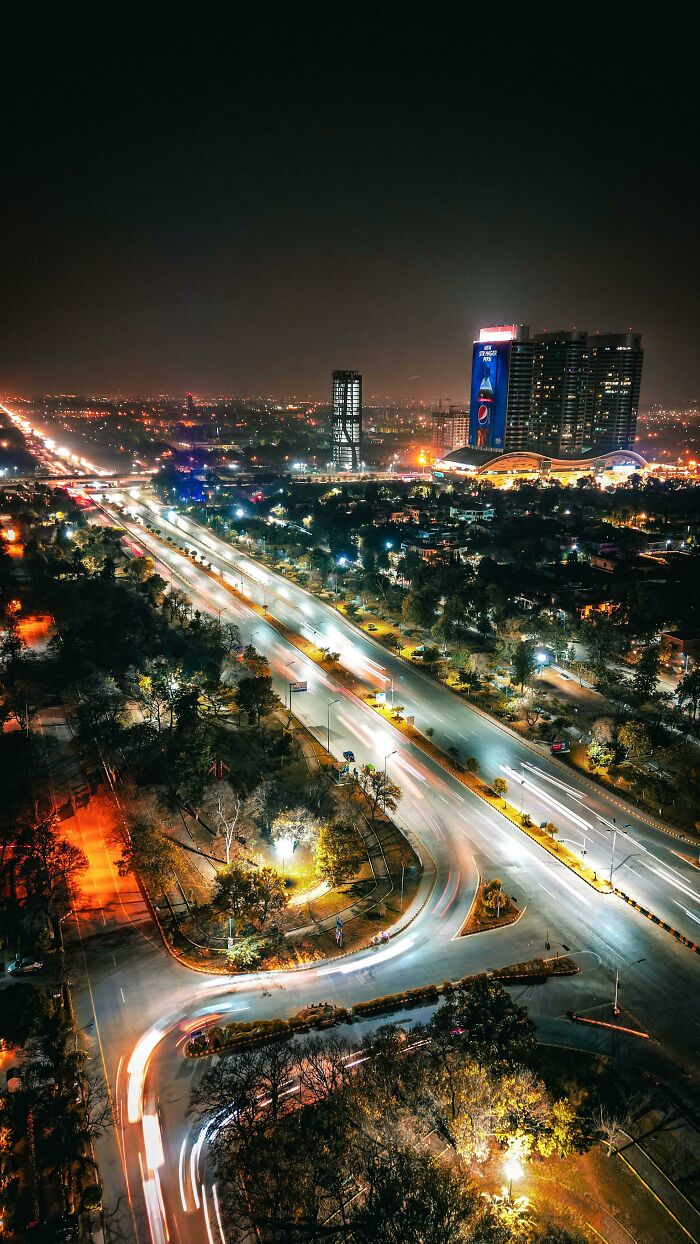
[331,370,362,470]
[467,325,643,458]
[587,332,644,453]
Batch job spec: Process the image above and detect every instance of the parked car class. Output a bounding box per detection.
[7,955,44,975]
[550,740,570,755]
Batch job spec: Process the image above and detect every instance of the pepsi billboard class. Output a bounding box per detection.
[468,340,510,450]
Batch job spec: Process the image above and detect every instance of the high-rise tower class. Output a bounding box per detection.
[587,332,643,453]
[529,331,591,456]
[467,325,533,452]
[331,370,362,471]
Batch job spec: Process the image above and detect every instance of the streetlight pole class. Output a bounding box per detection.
[613,957,645,1016]
[604,819,632,887]
[384,750,396,778]
[327,697,340,754]
[609,821,617,887]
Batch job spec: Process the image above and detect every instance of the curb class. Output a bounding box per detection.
[614,888,700,955]
[571,1012,650,1039]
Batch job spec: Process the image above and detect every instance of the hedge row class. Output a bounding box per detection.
[185,959,578,1057]
[186,1005,352,1057]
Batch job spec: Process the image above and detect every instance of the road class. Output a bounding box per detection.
[76,489,700,1244]
[5,414,700,1244]
[106,491,700,945]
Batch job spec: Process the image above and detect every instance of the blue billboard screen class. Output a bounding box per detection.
[468,341,510,450]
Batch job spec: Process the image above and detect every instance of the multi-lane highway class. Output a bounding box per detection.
[77,489,700,1244]
[107,491,700,944]
[5,409,700,1244]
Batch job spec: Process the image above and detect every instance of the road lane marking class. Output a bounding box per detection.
[673,900,700,926]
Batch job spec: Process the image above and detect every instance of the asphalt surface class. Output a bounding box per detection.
[80,490,700,1244]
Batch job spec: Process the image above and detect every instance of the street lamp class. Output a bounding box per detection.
[613,957,646,1016]
[599,818,633,886]
[276,836,294,878]
[502,1151,523,1200]
[384,750,396,777]
[327,697,340,754]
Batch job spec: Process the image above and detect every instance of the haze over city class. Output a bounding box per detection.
[2,14,698,405]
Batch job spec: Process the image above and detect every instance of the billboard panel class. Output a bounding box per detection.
[468,341,511,450]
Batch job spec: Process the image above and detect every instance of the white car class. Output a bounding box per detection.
[7,956,44,975]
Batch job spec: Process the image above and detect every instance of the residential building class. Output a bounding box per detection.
[587,332,644,452]
[432,405,469,455]
[529,331,591,456]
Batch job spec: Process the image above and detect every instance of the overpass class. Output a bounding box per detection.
[2,472,154,490]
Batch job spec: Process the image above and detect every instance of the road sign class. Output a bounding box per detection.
[227,936,234,950]
[289,681,308,693]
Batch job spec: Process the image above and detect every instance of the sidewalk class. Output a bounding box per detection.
[614,1129,700,1243]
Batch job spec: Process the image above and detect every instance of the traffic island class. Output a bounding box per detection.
[457,876,524,936]
[184,954,578,1056]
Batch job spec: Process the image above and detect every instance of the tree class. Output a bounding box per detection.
[241,644,270,677]
[587,740,615,772]
[429,978,537,1069]
[271,807,321,851]
[483,879,506,916]
[633,641,661,703]
[401,587,439,630]
[512,641,536,691]
[212,862,287,932]
[219,621,242,660]
[15,812,88,921]
[356,768,402,823]
[234,674,279,725]
[465,756,480,775]
[314,820,365,886]
[350,1146,480,1244]
[118,796,178,893]
[676,668,700,722]
[618,719,651,758]
[130,657,185,732]
[581,614,625,675]
[201,781,244,865]
[73,673,128,750]
[492,777,508,803]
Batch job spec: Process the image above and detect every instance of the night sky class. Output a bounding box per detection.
[2,13,697,404]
